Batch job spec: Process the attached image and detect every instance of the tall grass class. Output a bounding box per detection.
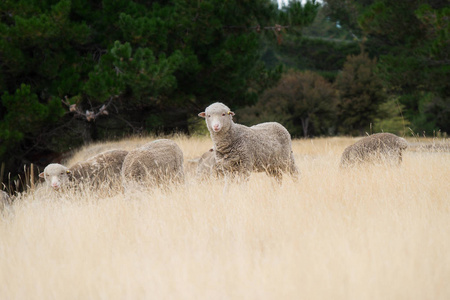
[1,136,449,299]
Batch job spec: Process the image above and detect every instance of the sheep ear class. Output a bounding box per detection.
[198,112,206,118]
[39,172,45,178]
[228,111,235,116]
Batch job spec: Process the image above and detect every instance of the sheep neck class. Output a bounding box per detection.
[210,122,237,154]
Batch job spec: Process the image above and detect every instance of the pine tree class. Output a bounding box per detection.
[335,52,386,135]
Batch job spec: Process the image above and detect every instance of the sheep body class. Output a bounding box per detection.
[69,149,129,187]
[340,133,408,167]
[121,139,185,190]
[199,102,298,181]
[39,149,128,191]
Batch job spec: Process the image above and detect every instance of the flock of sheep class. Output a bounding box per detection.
[1,102,410,208]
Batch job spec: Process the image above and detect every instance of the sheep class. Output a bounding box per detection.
[196,148,217,179]
[39,149,128,191]
[340,133,408,168]
[183,148,216,182]
[121,139,185,191]
[198,102,299,183]
[185,148,216,180]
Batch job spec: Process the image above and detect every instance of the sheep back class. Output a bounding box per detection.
[121,139,184,189]
[69,149,129,187]
[214,122,298,178]
[340,133,408,167]
[248,122,295,171]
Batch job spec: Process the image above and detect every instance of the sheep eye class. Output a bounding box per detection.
[60,172,64,175]
[222,113,226,116]
[207,115,211,118]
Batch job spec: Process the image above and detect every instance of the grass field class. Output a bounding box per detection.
[1,135,449,299]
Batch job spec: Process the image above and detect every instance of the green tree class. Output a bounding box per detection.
[238,70,336,137]
[260,6,361,81]
[373,97,410,136]
[323,0,449,134]
[0,0,93,181]
[335,52,386,135]
[0,84,64,155]
[0,84,64,178]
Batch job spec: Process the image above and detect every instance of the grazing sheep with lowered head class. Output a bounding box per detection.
[195,148,217,179]
[340,133,408,168]
[121,139,184,191]
[39,149,128,191]
[198,102,299,182]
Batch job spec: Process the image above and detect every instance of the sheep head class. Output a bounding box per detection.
[198,102,235,134]
[39,164,71,190]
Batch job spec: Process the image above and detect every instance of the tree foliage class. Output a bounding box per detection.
[323,0,450,134]
[0,84,64,157]
[260,6,361,80]
[335,52,386,135]
[237,70,336,137]
[373,97,410,136]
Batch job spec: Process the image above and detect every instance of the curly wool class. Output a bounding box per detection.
[121,139,185,190]
[69,149,128,185]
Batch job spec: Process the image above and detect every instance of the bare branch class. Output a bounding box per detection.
[223,24,290,31]
[61,96,116,122]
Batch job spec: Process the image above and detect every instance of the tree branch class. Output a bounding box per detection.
[61,96,116,122]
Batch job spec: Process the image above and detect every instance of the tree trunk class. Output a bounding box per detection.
[359,127,365,136]
[82,122,92,144]
[301,116,309,138]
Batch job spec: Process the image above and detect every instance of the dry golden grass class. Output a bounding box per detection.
[1,135,449,299]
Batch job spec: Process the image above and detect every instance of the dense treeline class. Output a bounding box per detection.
[247,0,449,137]
[0,0,448,184]
[325,0,449,136]
[0,0,318,180]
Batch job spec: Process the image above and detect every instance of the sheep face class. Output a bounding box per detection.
[39,163,71,190]
[199,102,235,134]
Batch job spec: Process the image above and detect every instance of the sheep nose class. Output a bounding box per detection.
[213,124,220,131]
